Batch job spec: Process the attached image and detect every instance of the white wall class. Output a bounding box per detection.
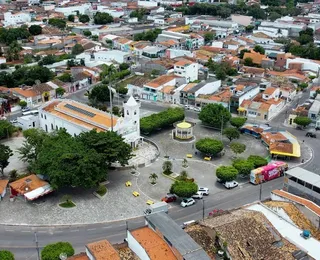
[94,50,128,64]
[286,58,320,73]
[4,12,31,26]
[127,231,150,260]
[17,115,39,130]
[55,3,91,16]
[238,87,260,105]
[195,80,221,96]
[174,63,198,82]
[137,0,157,7]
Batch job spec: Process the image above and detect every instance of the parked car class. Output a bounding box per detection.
[217,178,225,184]
[198,187,209,195]
[181,220,197,229]
[161,194,177,203]
[180,198,195,207]
[224,181,239,189]
[184,105,194,110]
[306,132,316,138]
[21,107,30,112]
[10,119,18,124]
[193,107,201,112]
[192,192,203,199]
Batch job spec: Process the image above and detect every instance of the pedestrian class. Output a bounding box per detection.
[302,159,304,163]
[303,140,305,143]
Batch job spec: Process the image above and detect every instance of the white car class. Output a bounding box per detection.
[193,107,201,112]
[180,198,195,207]
[224,181,239,189]
[192,192,203,199]
[198,187,209,195]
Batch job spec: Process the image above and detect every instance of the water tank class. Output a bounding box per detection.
[302,230,311,238]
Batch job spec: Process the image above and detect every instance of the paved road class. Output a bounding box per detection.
[0,177,282,260]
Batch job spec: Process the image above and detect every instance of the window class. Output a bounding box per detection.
[313,186,320,194]
[51,124,53,130]
[305,182,312,189]
[56,126,58,130]
[44,115,46,120]
[41,113,43,118]
[289,176,297,182]
[32,122,35,127]
[297,179,305,186]
[127,110,129,115]
[134,121,137,124]
[134,110,137,115]
[45,125,48,132]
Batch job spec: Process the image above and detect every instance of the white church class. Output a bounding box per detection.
[37,96,141,148]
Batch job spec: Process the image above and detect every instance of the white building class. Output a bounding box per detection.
[3,12,31,27]
[286,57,320,74]
[96,6,124,18]
[90,50,130,64]
[17,114,40,130]
[55,3,91,16]
[38,98,141,147]
[174,59,198,82]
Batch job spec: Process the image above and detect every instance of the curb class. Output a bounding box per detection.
[161,172,176,181]
[288,143,314,170]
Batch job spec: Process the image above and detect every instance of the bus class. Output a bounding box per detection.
[22,110,39,116]
[250,161,288,185]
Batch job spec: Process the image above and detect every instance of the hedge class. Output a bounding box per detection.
[140,107,184,134]
[41,242,74,260]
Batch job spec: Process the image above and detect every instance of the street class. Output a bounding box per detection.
[0,177,282,260]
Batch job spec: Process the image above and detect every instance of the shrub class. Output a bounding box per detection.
[196,138,224,156]
[232,159,254,176]
[41,242,74,260]
[216,166,238,182]
[140,107,184,134]
[170,181,198,198]
[0,250,14,260]
[96,185,107,196]
[247,155,268,168]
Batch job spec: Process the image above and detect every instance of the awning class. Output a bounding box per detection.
[24,184,53,201]
[237,107,246,112]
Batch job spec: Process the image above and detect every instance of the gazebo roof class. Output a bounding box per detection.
[176,121,192,129]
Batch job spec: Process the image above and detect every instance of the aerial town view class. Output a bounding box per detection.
[1,0,320,259]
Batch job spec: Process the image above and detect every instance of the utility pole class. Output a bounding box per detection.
[108,71,114,132]
[34,232,40,260]
[202,199,205,220]
[220,115,224,141]
[259,182,262,201]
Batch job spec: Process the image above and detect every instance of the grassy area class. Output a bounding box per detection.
[116,75,152,89]
[59,201,76,208]
[96,185,107,197]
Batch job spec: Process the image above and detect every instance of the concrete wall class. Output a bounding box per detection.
[127,230,150,260]
[195,80,221,96]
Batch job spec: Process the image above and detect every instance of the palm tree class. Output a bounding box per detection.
[162,160,173,175]
[149,173,158,184]
[180,170,188,181]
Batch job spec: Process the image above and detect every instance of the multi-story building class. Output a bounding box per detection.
[174,59,198,82]
[3,11,31,27]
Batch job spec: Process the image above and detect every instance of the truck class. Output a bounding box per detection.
[250,161,288,184]
[144,201,168,215]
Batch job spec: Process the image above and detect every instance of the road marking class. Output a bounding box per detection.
[87,228,96,231]
[5,229,14,232]
[70,230,79,232]
[102,226,112,229]
[54,230,63,233]
[21,230,31,233]
[38,231,47,233]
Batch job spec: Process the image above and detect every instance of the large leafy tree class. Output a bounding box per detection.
[232,159,254,176]
[223,127,240,142]
[230,142,246,156]
[230,117,247,128]
[79,14,90,23]
[0,120,15,139]
[0,250,14,260]
[196,138,224,156]
[294,116,312,127]
[32,129,106,189]
[216,166,238,182]
[28,25,42,35]
[199,104,231,128]
[94,12,114,24]
[170,181,198,198]
[18,128,48,163]
[88,84,113,105]
[77,129,132,167]
[0,144,13,176]
[247,155,268,168]
[71,43,84,55]
[253,45,265,55]
[48,18,66,29]
[41,242,74,260]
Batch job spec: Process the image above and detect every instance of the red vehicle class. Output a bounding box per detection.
[161,194,177,203]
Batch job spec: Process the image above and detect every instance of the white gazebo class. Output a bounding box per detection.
[173,120,195,140]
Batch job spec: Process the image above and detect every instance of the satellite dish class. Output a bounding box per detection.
[35,80,41,86]
[59,253,67,260]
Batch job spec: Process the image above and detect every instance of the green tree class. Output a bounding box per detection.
[41,242,74,260]
[196,138,224,156]
[18,100,27,108]
[130,9,146,21]
[77,129,132,167]
[119,63,129,71]
[83,30,92,37]
[245,25,254,32]
[48,18,67,29]
[216,166,238,182]
[230,142,246,156]
[94,12,114,24]
[199,103,231,128]
[88,84,112,106]
[133,28,162,42]
[232,159,254,176]
[91,35,98,41]
[239,49,250,59]
[244,57,254,66]
[230,117,247,128]
[55,87,65,97]
[294,116,312,127]
[0,144,12,176]
[247,155,268,168]
[112,106,121,116]
[6,41,22,61]
[253,45,265,55]
[204,32,214,43]
[0,250,14,260]
[33,129,107,189]
[0,120,15,140]
[68,14,75,22]
[57,73,72,82]
[248,7,266,19]
[268,12,281,21]
[28,25,42,35]
[118,86,128,95]
[149,173,158,184]
[298,34,313,45]
[163,160,173,175]
[41,54,56,65]
[23,54,33,64]
[223,127,240,142]
[299,82,308,89]
[170,181,198,198]
[17,128,48,163]
[79,14,90,23]
[71,43,84,55]
[215,67,227,80]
